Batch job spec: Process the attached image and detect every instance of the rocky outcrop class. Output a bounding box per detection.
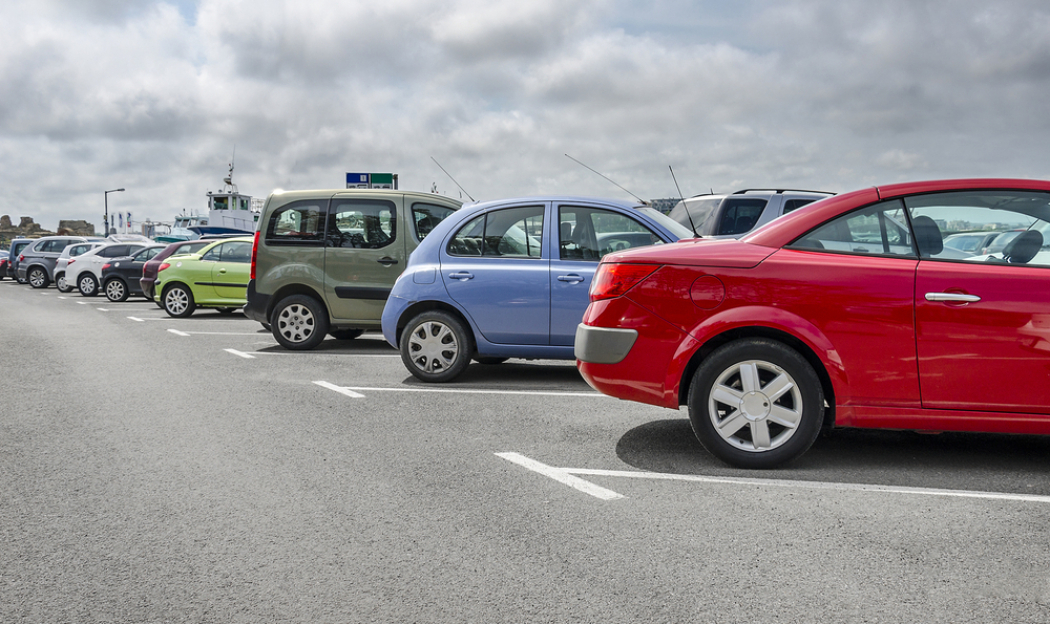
[57,220,95,236]
[0,215,64,246]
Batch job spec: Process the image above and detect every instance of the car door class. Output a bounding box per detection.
[441,203,550,345]
[204,241,252,300]
[549,203,668,346]
[908,190,1050,416]
[323,195,406,323]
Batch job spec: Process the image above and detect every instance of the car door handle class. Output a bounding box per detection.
[557,274,585,283]
[218,268,227,274]
[925,292,981,303]
[377,257,399,266]
[448,272,474,281]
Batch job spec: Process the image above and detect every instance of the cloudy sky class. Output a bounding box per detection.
[2,0,1050,231]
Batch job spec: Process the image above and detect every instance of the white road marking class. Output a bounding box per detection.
[127,316,167,321]
[496,453,625,501]
[497,453,1050,505]
[168,329,191,337]
[77,301,88,305]
[313,380,366,398]
[322,384,605,398]
[128,316,144,321]
[96,308,108,312]
[169,331,266,336]
[224,348,255,359]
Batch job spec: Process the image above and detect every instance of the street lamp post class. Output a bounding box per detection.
[104,188,125,236]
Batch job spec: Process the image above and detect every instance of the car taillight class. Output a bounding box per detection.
[250,230,259,281]
[18,254,24,261]
[102,263,111,270]
[589,263,659,302]
[159,262,171,272]
[67,258,76,266]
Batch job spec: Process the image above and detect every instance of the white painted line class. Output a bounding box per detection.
[96,308,108,312]
[57,296,68,299]
[313,380,366,398]
[77,301,88,305]
[224,348,255,359]
[127,316,167,321]
[177,331,271,336]
[496,453,625,500]
[168,329,191,337]
[337,386,605,398]
[563,468,1050,505]
[127,316,145,322]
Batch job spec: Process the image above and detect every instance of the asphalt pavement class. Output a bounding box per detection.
[2,280,1049,623]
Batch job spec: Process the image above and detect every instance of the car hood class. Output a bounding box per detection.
[600,237,777,268]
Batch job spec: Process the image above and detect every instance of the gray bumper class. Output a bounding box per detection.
[574,323,638,364]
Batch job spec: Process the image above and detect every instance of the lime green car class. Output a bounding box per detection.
[154,236,254,317]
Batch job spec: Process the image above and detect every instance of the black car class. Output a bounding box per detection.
[100,245,166,302]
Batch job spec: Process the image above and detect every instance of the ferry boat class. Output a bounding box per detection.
[156,164,260,242]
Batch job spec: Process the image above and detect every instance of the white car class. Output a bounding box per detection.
[66,241,153,296]
[54,242,106,292]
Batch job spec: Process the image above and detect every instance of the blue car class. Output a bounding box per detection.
[381,196,693,382]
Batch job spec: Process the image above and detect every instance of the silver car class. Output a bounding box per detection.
[16,236,101,289]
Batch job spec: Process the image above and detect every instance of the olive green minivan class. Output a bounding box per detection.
[245,189,462,349]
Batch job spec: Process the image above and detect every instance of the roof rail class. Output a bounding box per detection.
[731,188,832,195]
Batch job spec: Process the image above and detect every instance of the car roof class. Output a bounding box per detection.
[265,188,465,206]
[462,195,644,214]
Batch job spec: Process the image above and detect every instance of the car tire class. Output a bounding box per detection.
[687,338,824,469]
[271,295,329,350]
[162,284,196,318]
[28,267,49,289]
[400,310,473,383]
[56,274,71,293]
[104,278,129,302]
[77,274,99,297]
[329,329,364,340]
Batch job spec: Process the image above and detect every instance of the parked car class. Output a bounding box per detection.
[54,242,106,292]
[140,240,215,304]
[943,231,1003,255]
[668,189,833,238]
[576,178,1050,468]
[6,238,34,283]
[244,189,463,349]
[66,241,154,297]
[16,235,101,288]
[101,244,166,302]
[0,250,8,280]
[382,195,694,382]
[154,236,254,317]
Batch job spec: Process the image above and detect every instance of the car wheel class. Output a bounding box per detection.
[104,278,129,302]
[56,274,71,292]
[400,310,473,383]
[329,328,364,340]
[687,338,824,469]
[271,295,329,350]
[162,284,196,318]
[28,267,49,289]
[77,274,99,297]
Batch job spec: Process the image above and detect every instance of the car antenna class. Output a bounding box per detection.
[669,165,698,237]
[431,157,475,202]
[565,154,649,205]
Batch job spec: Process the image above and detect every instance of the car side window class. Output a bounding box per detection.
[783,199,816,214]
[201,245,221,261]
[222,242,252,263]
[789,200,917,257]
[718,198,768,236]
[558,206,662,261]
[904,190,1050,266]
[101,245,129,258]
[266,200,327,246]
[328,199,397,249]
[412,202,457,241]
[448,206,544,258]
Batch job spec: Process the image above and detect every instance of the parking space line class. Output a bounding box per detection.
[127,316,168,321]
[496,452,625,501]
[313,381,366,398]
[496,453,1050,505]
[314,381,606,398]
[225,349,255,359]
[96,308,108,311]
[168,329,191,337]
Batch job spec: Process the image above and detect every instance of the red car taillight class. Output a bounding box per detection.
[18,254,24,262]
[250,230,259,281]
[159,262,171,272]
[589,263,659,302]
[102,263,111,270]
[67,258,76,266]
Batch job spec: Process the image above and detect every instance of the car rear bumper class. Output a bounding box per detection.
[243,279,270,324]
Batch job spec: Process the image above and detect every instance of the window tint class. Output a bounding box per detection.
[783,199,817,214]
[100,245,129,258]
[134,247,161,261]
[789,200,916,257]
[328,199,396,249]
[69,244,91,256]
[448,206,544,258]
[718,198,768,236]
[202,241,251,263]
[266,200,327,245]
[558,206,661,261]
[904,190,1050,266]
[412,202,457,240]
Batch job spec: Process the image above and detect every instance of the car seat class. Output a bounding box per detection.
[1002,230,1043,264]
[911,215,943,257]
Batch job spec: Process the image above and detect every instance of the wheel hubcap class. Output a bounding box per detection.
[57,276,66,290]
[80,277,95,294]
[30,271,44,287]
[107,281,125,299]
[407,321,458,374]
[708,360,803,452]
[166,289,187,314]
[276,304,315,343]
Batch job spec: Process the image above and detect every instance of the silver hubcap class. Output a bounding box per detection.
[57,276,66,290]
[29,270,44,287]
[165,289,188,314]
[107,281,125,299]
[407,321,459,374]
[708,359,803,453]
[276,304,315,343]
[79,276,95,294]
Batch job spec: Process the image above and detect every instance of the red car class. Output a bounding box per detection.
[576,178,1050,468]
